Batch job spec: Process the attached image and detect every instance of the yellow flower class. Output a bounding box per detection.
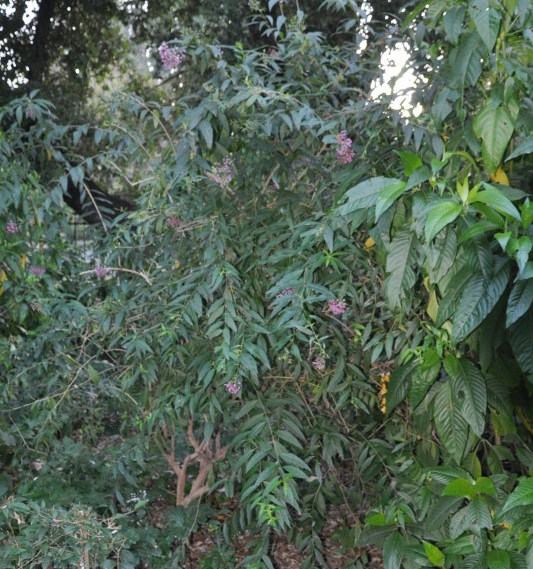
[174,261,181,269]
[364,237,375,250]
[490,168,509,185]
[20,255,28,269]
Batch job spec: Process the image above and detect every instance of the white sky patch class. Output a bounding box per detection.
[370,42,424,117]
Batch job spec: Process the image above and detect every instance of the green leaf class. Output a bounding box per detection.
[425,201,463,242]
[434,381,469,463]
[198,120,213,149]
[386,362,414,413]
[397,150,422,176]
[425,227,457,284]
[465,496,493,530]
[502,477,533,512]
[337,177,403,216]
[443,478,477,498]
[409,348,441,409]
[506,279,533,327]
[375,180,408,221]
[451,260,510,342]
[506,137,533,161]
[448,33,484,91]
[487,550,511,569]
[469,0,502,51]
[423,541,445,567]
[383,531,404,569]
[509,307,533,374]
[459,220,501,243]
[366,512,388,526]
[443,5,466,44]
[384,230,417,309]
[473,105,516,175]
[470,184,521,220]
[436,266,476,326]
[474,477,496,495]
[444,355,487,436]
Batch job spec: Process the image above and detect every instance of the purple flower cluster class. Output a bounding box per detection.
[6,220,20,234]
[208,157,234,189]
[94,264,110,278]
[29,266,46,277]
[167,216,181,229]
[336,131,355,164]
[224,380,241,395]
[328,298,347,315]
[158,42,186,70]
[276,288,295,298]
[312,357,326,370]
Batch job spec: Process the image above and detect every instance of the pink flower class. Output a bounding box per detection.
[158,42,186,70]
[6,220,19,233]
[167,216,181,229]
[276,288,295,298]
[224,381,241,395]
[208,157,234,189]
[29,266,46,276]
[336,131,355,164]
[94,264,110,278]
[328,298,347,315]
[312,357,326,370]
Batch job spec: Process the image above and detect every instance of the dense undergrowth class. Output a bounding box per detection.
[1,1,533,567]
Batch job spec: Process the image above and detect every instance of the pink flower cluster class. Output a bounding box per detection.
[208,157,234,189]
[224,380,241,395]
[336,131,355,164]
[29,266,46,277]
[94,264,110,278]
[276,288,295,298]
[312,357,326,370]
[6,220,19,233]
[328,298,347,315]
[158,42,186,70]
[167,216,181,229]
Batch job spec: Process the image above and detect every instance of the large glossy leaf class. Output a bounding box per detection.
[506,137,533,161]
[437,265,476,326]
[487,550,511,569]
[434,381,469,464]
[409,348,441,409]
[383,531,404,569]
[375,180,408,221]
[425,227,457,284]
[509,307,533,374]
[506,279,533,327]
[470,186,521,220]
[473,105,516,175]
[384,229,417,309]
[444,356,487,436]
[469,0,502,50]
[451,260,510,342]
[448,33,484,90]
[386,361,416,413]
[425,201,463,242]
[337,177,403,216]
[501,477,533,512]
[423,541,445,568]
[444,5,466,44]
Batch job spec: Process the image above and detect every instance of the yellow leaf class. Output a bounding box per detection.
[174,261,181,269]
[490,168,509,186]
[427,288,439,322]
[0,270,6,283]
[364,237,375,249]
